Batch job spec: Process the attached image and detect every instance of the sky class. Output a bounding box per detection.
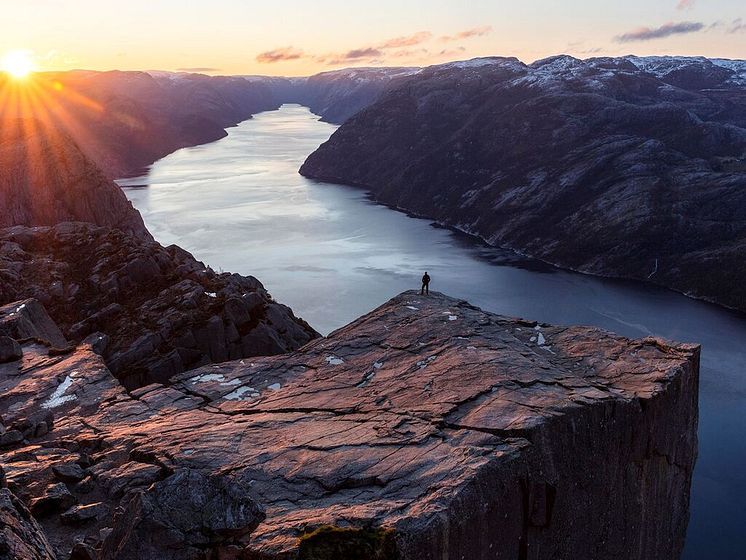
[1,0,744,76]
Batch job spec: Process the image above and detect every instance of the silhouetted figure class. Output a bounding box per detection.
[421,272,431,295]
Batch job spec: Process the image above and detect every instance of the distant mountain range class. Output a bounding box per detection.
[0,67,413,177]
[301,55,746,312]
[3,54,745,311]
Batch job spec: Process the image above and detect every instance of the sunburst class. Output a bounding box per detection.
[2,50,36,79]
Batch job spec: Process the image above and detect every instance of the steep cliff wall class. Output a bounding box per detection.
[0,119,150,239]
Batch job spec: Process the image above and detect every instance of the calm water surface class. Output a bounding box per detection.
[120,104,746,559]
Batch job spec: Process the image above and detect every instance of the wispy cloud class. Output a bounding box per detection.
[256,47,305,63]
[676,0,695,10]
[440,26,493,42]
[438,46,467,57]
[344,47,383,59]
[321,32,431,63]
[259,26,487,67]
[729,18,746,33]
[614,21,704,42]
[566,41,604,55]
[176,67,221,73]
[377,31,432,49]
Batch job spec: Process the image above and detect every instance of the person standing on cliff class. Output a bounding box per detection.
[421,272,431,295]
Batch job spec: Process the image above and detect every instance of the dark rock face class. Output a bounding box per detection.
[0,336,22,364]
[0,291,699,559]
[301,55,746,312]
[0,223,317,388]
[0,300,67,348]
[100,469,264,560]
[0,119,150,239]
[0,488,57,560]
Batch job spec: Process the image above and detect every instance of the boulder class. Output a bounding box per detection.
[0,300,66,348]
[51,463,86,483]
[29,484,77,517]
[0,336,21,363]
[99,469,264,560]
[60,502,108,525]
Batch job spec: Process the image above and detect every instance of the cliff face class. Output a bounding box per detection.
[300,55,746,312]
[0,223,317,389]
[0,291,699,559]
[0,119,150,239]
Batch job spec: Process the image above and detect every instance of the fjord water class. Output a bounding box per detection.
[120,104,745,559]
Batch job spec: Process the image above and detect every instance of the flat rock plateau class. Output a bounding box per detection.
[0,290,699,560]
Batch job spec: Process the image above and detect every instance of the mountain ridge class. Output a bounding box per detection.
[300,54,746,312]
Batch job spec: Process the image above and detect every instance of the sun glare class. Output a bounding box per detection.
[2,50,36,79]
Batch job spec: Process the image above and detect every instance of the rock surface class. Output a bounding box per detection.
[301,55,746,312]
[99,469,264,560]
[0,223,317,388]
[0,488,57,560]
[0,291,699,559]
[0,118,150,239]
[0,336,22,364]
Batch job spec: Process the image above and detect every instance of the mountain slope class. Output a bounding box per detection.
[1,71,284,177]
[301,55,746,311]
[0,118,151,238]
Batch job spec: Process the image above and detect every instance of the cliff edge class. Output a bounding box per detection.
[0,291,699,559]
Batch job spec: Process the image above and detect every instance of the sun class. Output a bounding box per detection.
[2,50,36,79]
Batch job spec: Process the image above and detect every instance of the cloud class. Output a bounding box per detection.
[343,47,383,59]
[271,26,489,68]
[614,21,705,42]
[566,41,604,55]
[440,26,493,42]
[729,18,746,33]
[318,32,432,65]
[676,0,695,10]
[256,47,305,63]
[438,46,467,57]
[387,48,430,58]
[176,67,221,73]
[377,31,432,49]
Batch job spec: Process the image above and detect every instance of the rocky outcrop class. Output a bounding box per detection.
[0,119,150,239]
[0,223,317,389]
[0,488,57,560]
[100,469,264,560]
[301,55,746,312]
[0,291,699,559]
